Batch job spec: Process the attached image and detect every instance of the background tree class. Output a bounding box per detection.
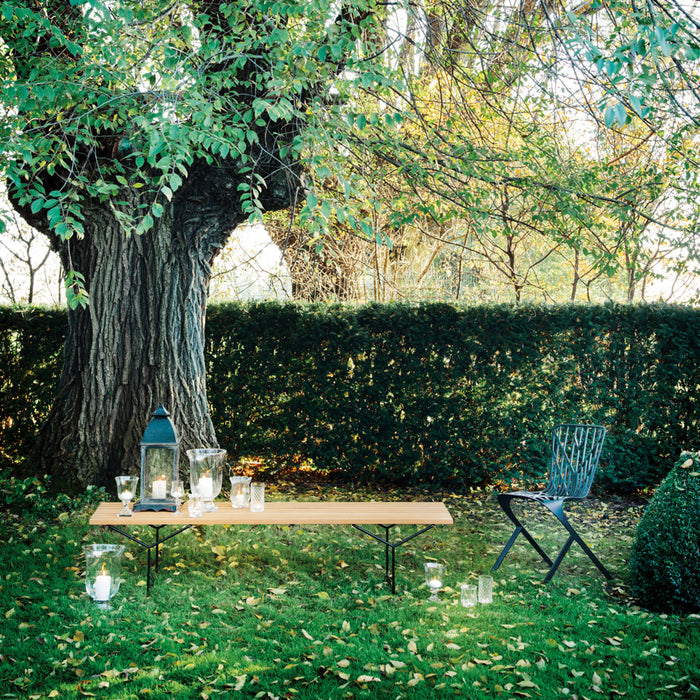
[0,191,62,305]
[270,0,700,304]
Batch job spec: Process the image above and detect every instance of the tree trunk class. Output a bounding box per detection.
[32,159,293,489]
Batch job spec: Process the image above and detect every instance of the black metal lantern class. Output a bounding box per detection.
[133,405,179,513]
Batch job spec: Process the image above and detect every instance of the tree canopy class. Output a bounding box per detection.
[1,0,699,306]
[1,0,700,485]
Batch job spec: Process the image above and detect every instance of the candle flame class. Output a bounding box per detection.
[100,562,107,576]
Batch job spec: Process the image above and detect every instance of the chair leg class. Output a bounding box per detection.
[492,494,554,572]
[543,500,612,581]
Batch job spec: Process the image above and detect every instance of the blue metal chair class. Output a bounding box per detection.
[492,424,612,582]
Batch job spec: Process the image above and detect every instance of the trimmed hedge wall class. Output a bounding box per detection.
[2,303,700,491]
[205,303,700,491]
[0,307,66,470]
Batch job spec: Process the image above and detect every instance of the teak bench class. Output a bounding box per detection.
[89,501,453,594]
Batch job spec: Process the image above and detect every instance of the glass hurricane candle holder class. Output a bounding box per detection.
[84,544,125,609]
[424,562,444,602]
[230,476,251,508]
[115,476,139,517]
[187,448,225,512]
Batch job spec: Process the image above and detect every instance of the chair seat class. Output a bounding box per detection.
[500,490,578,503]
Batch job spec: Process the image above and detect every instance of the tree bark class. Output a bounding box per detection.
[31,158,295,489]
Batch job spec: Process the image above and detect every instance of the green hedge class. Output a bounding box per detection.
[0,307,66,469]
[2,303,700,492]
[205,302,700,491]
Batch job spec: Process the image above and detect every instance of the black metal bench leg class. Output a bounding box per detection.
[107,524,191,595]
[352,523,435,594]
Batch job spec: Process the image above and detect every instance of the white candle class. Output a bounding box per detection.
[94,564,111,601]
[233,491,246,506]
[430,577,442,588]
[199,475,213,499]
[121,490,132,501]
[152,476,167,499]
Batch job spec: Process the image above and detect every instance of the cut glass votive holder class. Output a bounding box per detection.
[478,575,493,604]
[250,482,265,512]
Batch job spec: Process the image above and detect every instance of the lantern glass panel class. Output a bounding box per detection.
[142,447,178,501]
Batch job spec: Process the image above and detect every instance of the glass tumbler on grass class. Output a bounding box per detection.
[460,583,477,607]
[478,575,493,604]
[424,562,444,601]
[250,482,265,512]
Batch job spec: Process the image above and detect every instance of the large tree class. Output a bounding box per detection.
[0,0,391,487]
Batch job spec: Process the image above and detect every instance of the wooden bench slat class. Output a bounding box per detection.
[89,501,453,526]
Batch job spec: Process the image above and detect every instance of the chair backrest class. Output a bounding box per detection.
[544,424,607,499]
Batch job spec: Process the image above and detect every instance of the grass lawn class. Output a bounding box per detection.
[1,482,698,699]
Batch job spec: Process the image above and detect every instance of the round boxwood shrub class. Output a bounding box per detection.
[628,452,700,613]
